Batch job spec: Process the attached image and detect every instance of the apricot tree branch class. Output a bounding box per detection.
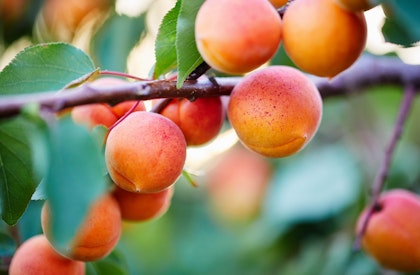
[353,83,416,250]
[0,55,419,119]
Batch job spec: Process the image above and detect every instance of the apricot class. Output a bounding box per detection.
[227,66,322,158]
[113,186,174,222]
[159,97,224,146]
[282,0,367,78]
[41,193,122,262]
[335,0,376,11]
[195,0,282,75]
[105,112,187,193]
[206,145,272,223]
[9,235,85,275]
[356,189,420,272]
[269,0,288,8]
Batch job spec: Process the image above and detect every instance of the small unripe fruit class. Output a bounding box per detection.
[9,235,85,275]
[283,0,367,77]
[42,193,122,262]
[113,186,174,222]
[195,0,282,75]
[228,66,322,158]
[105,112,187,193]
[357,189,420,272]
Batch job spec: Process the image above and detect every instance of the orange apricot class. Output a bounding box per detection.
[227,66,322,158]
[356,189,420,272]
[41,193,122,262]
[9,235,85,275]
[282,0,367,78]
[195,0,282,75]
[206,145,272,223]
[159,97,225,146]
[105,112,187,193]
[335,0,376,11]
[269,0,288,8]
[113,186,174,222]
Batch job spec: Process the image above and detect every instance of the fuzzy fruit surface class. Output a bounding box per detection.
[195,0,282,75]
[41,193,122,262]
[113,186,174,222]
[228,66,322,158]
[160,97,224,146]
[105,112,187,193]
[335,0,375,11]
[283,0,367,77]
[357,189,420,272]
[9,235,85,275]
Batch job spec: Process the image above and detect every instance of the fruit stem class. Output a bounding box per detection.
[353,84,416,250]
[182,170,199,188]
[100,70,151,81]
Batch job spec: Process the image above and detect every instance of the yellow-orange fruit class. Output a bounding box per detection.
[356,189,420,272]
[335,0,375,11]
[160,97,225,146]
[113,186,174,222]
[105,112,187,193]
[269,0,288,8]
[282,0,367,77]
[195,0,282,75]
[206,145,272,223]
[9,235,85,275]
[41,193,122,262]
[227,66,322,158]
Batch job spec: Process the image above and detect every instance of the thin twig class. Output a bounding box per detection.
[353,84,416,250]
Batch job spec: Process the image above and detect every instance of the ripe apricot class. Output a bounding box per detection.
[269,0,288,8]
[335,0,375,11]
[282,0,367,77]
[227,66,322,158]
[71,78,145,129]
[41,193,122,262]
[159,97,224,146]
[113,186,174,222]
[195,0,282,75]
[206,145,272,223]
[105,112,187,193]
[356,189,420,272]
[9,235,85,275]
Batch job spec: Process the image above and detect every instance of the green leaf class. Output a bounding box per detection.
[86,249,129,275]
[0,42,96,95]
[381,0,420,46]
[44,116,107,251]
[176,0,205,88]
[0,118,39,225]
[263,146,361,226]
[92,13,146,72]
[153,1,180,79]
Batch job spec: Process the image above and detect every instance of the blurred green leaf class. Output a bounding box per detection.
[154,1,180,78]
[44,116,107,251]
[0,43,96,95]
[0,118,39,225]
[176,0,204,88]
[0,231,16,256]
[381,0,420,46]
[92,13,146,72]
[263,146,361,226]
[86,249,129,275]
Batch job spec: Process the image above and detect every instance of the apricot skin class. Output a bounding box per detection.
[357,189,420,272]
[282,0,367,77]
[105,112,187,193]
[41,193,122,262]
[227,66,322,158]
[195,0,282,75]
[9,235,85,275]
[160,97,224,146]
[113,186,174,222]
[335,0,375,11]
[269,0,288,8]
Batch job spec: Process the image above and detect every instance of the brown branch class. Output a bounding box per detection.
[0,54,419,119]
[353,83,416,250]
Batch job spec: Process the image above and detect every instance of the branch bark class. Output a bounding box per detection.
[0,54,419,119]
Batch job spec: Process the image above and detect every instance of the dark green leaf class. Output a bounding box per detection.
[44,116,107,251]
[0,42,96,95]
[86,249,129,275]
[175,0,205,88]
[92,13,146,72]
[153,1,180,78]
[0,118,39,225]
